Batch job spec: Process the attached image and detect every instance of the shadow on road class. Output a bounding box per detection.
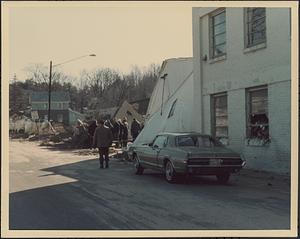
[10,147,291,230]
[10,157,106,230]
[10,182,106,230]
[9,154,234,230]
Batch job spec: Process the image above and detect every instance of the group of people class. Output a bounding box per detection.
[89,117,143,169]
[104,117,129,148]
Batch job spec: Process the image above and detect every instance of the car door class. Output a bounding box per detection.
[139,135,165,169]
[156,136,169,170]
[151,135,168,169]
[137,136,160,168]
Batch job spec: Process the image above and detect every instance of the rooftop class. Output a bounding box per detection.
[30,91,70,102]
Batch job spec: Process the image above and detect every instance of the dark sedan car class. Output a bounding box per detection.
[127,132,246,183]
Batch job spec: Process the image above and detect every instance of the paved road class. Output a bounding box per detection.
[9,140,290,230]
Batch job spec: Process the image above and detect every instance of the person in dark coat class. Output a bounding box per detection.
[111,118,120,147]
[122,117,129,147]
[118,119,124,147]
[131,118,141,141]
[93,119,113,169]
[88,120,97,147]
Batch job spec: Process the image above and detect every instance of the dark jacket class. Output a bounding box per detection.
[93,125,113,148]
[112,121,120,139]
[131,120,141,136]
[122,122,129,140]
[88,120,97,136]
[118,121,124,140]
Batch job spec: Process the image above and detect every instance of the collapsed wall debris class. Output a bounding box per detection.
[133,58,194,145]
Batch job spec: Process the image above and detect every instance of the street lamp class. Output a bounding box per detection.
[48,54,96,122]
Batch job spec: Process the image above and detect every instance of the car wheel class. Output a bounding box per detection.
[165,160,176,183]
[133,154,144,175]
[216,173,230,183]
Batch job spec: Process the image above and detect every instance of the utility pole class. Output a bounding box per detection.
[48,61,52,121]
[47,54,96,122]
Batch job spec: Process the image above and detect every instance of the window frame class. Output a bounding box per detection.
[246,85,269,142]
[211,92,228,144]
[209,8,226,59]
[244,7,267,49]
[152,135,168,148]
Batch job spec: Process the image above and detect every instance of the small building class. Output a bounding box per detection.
[68,108,85,125]
[29,91,84,125]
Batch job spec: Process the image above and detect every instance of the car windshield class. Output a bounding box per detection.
[176,135,223,147]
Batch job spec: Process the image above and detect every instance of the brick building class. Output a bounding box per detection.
[192,7,291,173]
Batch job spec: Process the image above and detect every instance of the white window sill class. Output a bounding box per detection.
[244,42,267,54]
[245,138,271,147]
[209,54,226,64]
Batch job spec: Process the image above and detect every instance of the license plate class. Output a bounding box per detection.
[210,159,221,166]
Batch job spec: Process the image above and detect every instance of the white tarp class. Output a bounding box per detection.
[133,58,194,145]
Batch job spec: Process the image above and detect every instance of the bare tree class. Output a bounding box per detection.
[24,63,70,91]
[24,63,49,84]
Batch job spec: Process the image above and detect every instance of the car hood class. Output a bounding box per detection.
[178,146,240,158]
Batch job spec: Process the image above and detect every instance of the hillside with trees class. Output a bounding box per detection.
[9,63,160,116]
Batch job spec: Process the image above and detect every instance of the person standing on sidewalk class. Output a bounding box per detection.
[93,119,113,169]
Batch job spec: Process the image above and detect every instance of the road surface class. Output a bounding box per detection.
[9,140,290,230]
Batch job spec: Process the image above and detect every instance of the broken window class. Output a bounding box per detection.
[247,86,269,141]
[211,93,228,144]
[245,8,266,48]
[210,9,226,58]
[168,99,177,118]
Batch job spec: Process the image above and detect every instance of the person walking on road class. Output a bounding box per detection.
[93,119,113,169]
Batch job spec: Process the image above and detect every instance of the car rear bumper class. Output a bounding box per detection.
[176,161,246,175]
[186,166,243,175]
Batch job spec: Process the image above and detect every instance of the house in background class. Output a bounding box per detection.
[29,91,84,125]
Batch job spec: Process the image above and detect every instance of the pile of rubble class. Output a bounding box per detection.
[10,114,72,144]
[9,116,128,158]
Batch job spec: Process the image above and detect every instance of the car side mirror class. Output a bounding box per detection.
[153,144,159,149]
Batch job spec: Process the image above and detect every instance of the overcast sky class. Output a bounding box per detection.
[8,2,197,81]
